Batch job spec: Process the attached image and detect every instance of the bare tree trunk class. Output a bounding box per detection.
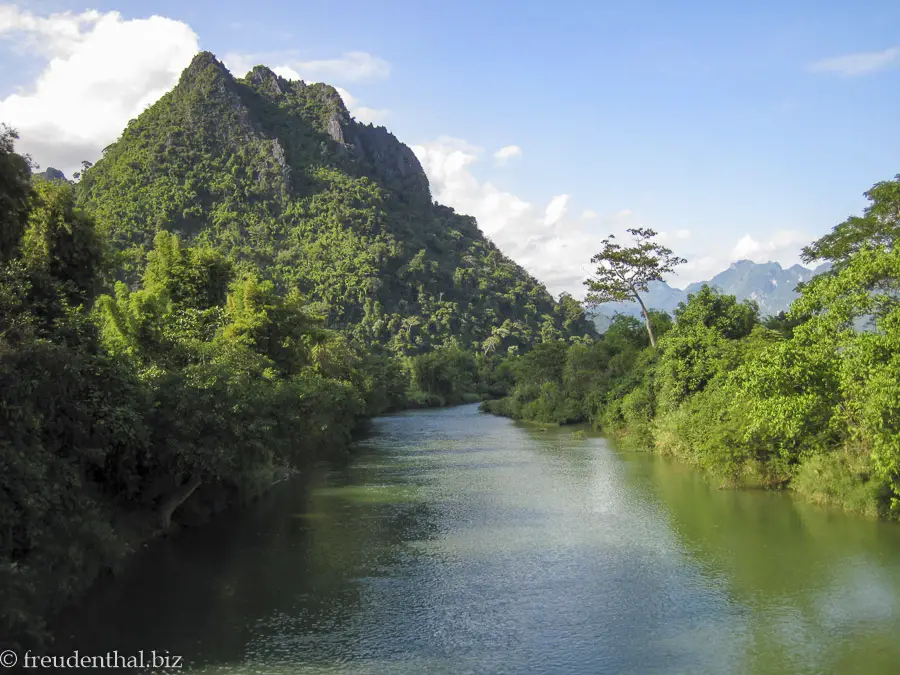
[634,293,656,347]
[157,474,202,531]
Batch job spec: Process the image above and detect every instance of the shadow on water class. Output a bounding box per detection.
[52,404,900,674]
[53,444,443,672]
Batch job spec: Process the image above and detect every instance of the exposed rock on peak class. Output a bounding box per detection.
[245,65,286,96]
[74,51,596,350]
[348,124,430,202]
[181,51,232,85]
[35,167,68,182]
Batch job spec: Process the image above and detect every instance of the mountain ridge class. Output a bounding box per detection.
[76,51,595,354]
[590,258,832,330]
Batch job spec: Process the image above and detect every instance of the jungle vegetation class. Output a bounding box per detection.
[484,176,900,522]
[5,46,897,650]
[1,53,593,648]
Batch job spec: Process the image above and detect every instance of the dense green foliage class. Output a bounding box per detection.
[2,53,593,647]
[0,173,383,646]
[76,53,594,354]
[486,174,900,519]
[10,46,898,652]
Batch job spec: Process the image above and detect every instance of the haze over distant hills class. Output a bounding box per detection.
[591,259,832,329]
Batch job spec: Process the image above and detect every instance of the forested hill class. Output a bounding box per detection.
[76,51,593,353]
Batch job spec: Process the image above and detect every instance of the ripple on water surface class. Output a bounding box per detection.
[56,404,900,674]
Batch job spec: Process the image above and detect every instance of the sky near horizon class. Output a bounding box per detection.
[1,1,898,296]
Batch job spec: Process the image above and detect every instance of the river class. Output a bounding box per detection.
[57,404,900,674]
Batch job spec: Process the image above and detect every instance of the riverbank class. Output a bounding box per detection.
[14,391,492,652]
[482,398,892,522]
[478,289,898,524]
[50,404,900,674]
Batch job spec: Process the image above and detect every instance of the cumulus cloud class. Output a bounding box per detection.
[0,5,101,56]
[412,137,609,296]
[809,47,900,76]
[544,194,569,226]
[271,65,302,80]
[0,5,198,174]
[412,136,534,238]
[412,135,811,297]
[493,144,521,165]
[731,230,808,261]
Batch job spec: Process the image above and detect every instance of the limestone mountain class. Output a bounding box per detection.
[76,52,593,354]
[34,167,68,182]
[683,259,829,314]
[590,259,831,330]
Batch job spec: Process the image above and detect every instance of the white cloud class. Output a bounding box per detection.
[544,194,569,226]
[413,137,608,296]
[290,51,389,82]
[224,50,389,83]
[657,228,692,242]
[731,230,807,261]
[412,135,811,297]
[0,5,198,174]
[412,136,534,240]
[809,47,900,76]
[272,65,301,80]
[0,5,101,56]
[493,144,521,165]
[670,229,807,288]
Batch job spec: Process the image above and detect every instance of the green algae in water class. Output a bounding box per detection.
[312,484,422,504]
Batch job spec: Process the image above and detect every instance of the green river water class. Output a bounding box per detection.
[57,404,900,674]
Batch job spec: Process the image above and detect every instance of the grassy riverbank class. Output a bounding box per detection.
[481,173,900,523]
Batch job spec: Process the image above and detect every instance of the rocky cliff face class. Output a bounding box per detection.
[76,51,595,351]
[34,167,68,182]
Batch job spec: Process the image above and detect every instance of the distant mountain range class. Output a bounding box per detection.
[590,259,831,330]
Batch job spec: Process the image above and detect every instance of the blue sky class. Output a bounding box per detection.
[2,1,899,294]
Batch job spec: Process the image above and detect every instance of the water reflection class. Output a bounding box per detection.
[55,404,900,674]
[631,451,900,673]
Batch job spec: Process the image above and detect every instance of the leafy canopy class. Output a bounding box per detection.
[584,227,685,346]
[802,175,900,268]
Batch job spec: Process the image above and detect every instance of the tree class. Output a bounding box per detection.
[672,285,758,340]
[0,125,33,262]
[801,175,900,268]
[22,179,103,307]
[584,227,685,347]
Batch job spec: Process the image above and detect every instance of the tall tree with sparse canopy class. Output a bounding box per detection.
[584,227,686,347]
